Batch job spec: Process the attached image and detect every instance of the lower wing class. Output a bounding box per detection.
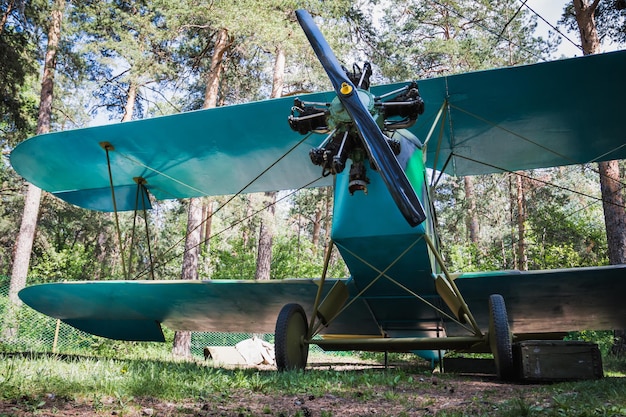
[451,264,626,336]
[18,279,380,341]
[19,264,626,342]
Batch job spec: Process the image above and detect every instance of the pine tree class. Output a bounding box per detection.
[5,0,65,339]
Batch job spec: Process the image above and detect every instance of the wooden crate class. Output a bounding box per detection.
[514,340,603,382]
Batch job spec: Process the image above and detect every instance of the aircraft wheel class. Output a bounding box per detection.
[488,294,515,380]
[275,303,309,371]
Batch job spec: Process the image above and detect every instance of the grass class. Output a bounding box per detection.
[0,350,625,416]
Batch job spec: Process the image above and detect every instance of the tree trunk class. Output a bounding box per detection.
[4,0,64,339]
[122,81,138,122]
[312,204,322,255]
[203,28,230,109]
[464,176,479,244]
[94,229,108,280]
[255,192,276,281]
[323,186,332,256]
[573,0,626,352]
[254,47,285,282]
[573,0,601,55]
[515,173,528,271]
[599,161,626,264]
[172,198,203,358]
[201,200,214,252]
[1,0,14,34]
[181,198,203,281]
[173,28,231,358]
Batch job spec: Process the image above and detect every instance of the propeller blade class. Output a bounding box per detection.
[295,10,426,227]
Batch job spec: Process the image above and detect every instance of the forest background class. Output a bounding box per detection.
[1,0,626,352]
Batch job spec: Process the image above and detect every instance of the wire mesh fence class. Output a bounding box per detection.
[0,278,274,359]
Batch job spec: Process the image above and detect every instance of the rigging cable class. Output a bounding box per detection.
[132,176,326,280]
[519,0,583,53]
[123,131,326,279]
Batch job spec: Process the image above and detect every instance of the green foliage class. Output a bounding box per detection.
[436,167,610,273]
[210,235,257,280]
[0,4,38,138]
[30,246,91,281]
[372,0,556,82]
[566,330,616,357]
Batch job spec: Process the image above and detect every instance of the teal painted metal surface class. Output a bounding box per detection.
[11,92,335,212]
[451,265,626,336]
[18,279,382,341]
[18,265,626,342]
[413,50,626,176]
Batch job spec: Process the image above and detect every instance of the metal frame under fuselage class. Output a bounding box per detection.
[304,131,489,355]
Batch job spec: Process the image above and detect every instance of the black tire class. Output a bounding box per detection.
[275,303,309,371]
[488,294,515,380]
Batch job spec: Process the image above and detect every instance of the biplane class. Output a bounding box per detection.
[11,10,626,380]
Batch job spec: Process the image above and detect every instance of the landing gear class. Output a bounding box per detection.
[275,303,309,371]
[488,294,515,380]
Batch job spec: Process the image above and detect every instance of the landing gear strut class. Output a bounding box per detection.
[275,303,309,371]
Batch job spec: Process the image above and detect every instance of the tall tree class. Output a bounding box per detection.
[373,0,552,81]
[0,1,36,139]
[172,25,232,358]
[567,0,626,353]
[515,174,528,271]
[464,176,479,244]
[569,0,626,265]
[5,0,65,338]
[254,47,285,281]
[72,0,179,121]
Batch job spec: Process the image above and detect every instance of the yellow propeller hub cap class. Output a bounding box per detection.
[340,82,353,95]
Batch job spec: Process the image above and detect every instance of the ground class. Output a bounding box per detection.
[0,376,538,417]
[0,354,555,417]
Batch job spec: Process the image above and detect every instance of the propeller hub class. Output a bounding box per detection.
[340,82,353,95]
[329,89,376,127]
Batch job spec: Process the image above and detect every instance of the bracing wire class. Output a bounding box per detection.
[132,176,326,280]
[520,0,583,53]
[446,103,626,192]
[121,132,323,279]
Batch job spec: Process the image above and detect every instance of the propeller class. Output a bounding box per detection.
[295,9,426,227]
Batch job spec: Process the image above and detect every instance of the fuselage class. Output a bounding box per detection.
[330,132,444,340]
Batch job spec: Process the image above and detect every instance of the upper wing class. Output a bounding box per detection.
[10,92,336,212]
[412,50,626,176]
[11,51,625,211]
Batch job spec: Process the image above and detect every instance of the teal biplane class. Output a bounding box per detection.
[11,10,626,379]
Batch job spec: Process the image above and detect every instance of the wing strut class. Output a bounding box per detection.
[129,177,155,280]
[101,142,156,280]
[331,239,476,334]
[101,141,128,278]
[423,234,482,336]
